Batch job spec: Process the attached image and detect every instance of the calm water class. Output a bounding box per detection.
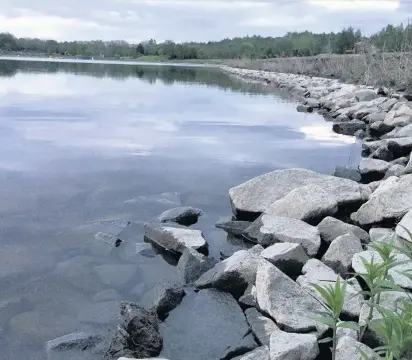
[0,59,360,360]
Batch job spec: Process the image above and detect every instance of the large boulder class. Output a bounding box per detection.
[321,233,363,276]
[297,259,362,319]
[363,137,412,158]
[195,250,263,298]
[384,104,412,127]
[244,216,321,257]
[317,216,370,244]
[384,164,406,179]
[233,346,269,360]
[336,336,378,360]
[396,209,412,240]
[260,243,309,277]
[177,248,216,284]
[144,223,207,254]
[333,120,366,136]
[369,146,394,162]
[332,166,361,182]
[158,206,203,226]
[263,184,338,223]
[364,112,386,124]
[359,158,391,182]
[384,123,412,139]
[369,121,393,137]
[245,308,278,346]
[269,328,319,360]
[351,174,412,226]
[354,89,378,102]
[255,261,327,336]
[229,169,370,219]
[161,289,252,360]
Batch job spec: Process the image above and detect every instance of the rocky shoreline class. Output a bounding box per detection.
[46,68,412,360]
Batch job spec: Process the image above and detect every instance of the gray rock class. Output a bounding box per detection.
[229,168,370,219]
[94,264,137,288]
[264,184,339,223]
[384,123,412,138]
[177,247,216,284]
[352,251,412,289]
[220,332,258,359]
[359,158,392,182]
[354,107,379,120]
[351,174,412,225]
[365,112,387,124]
[244,215,321,257]
[332,166,361,182]
[260,243,309,276]
[405,153,412,174]
[297,104,312,113]
[391,156,409,166]
[396,209,412,240]
[297,259,362,319]
[369,146,394,162]
[93,289,121,303]
[336,336,378,360]
[195,250,263,298]
[363,137,412,158]
[235,346,270,360]
[215,219,252,237]
[369,121,393,137]
[322,233,362,275]
[255,261,327,336]
[334,114,350,122]
[336,327,358,340]
[144,223,207,254]
[304,98,320,108]
[161,289,250,360]
[249,244,264,255]
[384,164,406,179]
[269,328,319,360]
[369,228,396,243]
[239,285,257,308]
[354,89,378,102]
[354,129,366,139]
[151,283,185,320]
[333,120,366,136]
[245,308,278,346]
[158,206,203,225]
[46,332,104,352]
[368,180,382,192]
[317,216,370,245]
[379,98,398,112]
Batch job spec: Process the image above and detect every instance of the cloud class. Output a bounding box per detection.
[0,0,409,42]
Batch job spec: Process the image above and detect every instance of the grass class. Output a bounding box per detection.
[225,52,412,90]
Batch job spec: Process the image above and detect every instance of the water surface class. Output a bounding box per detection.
[0,59,360,360]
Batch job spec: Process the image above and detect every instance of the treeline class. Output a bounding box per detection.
[0,23,410,60]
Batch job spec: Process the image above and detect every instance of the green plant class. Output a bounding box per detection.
[311,277,359,360]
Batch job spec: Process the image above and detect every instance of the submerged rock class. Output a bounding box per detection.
[161,289,251,360]
[144,223,207,254]
[46,332,104,352]
[158,206,203,226]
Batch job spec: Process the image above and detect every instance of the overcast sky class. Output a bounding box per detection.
[0,0,409,43]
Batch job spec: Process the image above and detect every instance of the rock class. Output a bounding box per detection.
[377,86,389,96]
[391,156,409,166]
[220,333,257,359]
[364,112,386,124]
[106,302,162,359]
[334,114,350,122]
[384,164,405,179]
[161,289,250,360]
[229,168,370,219]
[260,243,309,276]
[369,228,396,243]
[245,308,278,346]
[46,332,104,352]
[396,209,412,240]
[332,166,361,182]
[144,223,207,254]
[215,219,252,237]
[405,154,412,174]
[333,120,366,136]
[351,174,412,226]
[244,216,321,257]
[304,98,320,108]
[158,206,203,226]
[322,233,362,276]
[369,121,393,137]
[297,104,312,113]
[317,216,370,245]
[354,89,378,102]
[264,184,339,223]
[379,98,398,112]
[195,250,263,298]
[255,261,327,336]
[384,103,412,127]
[388,140,404,158]
[359,158,391,182]
[297,259,362,319]
[94,264,137,288]
[336,336,377,360]
[234,346,270,360]
[352,251,412,289]
[177,247,216,284]
[93,289,121,302]
[151,283,185,320]
[239,285,257,308]
[384,123,412,138]
[368,180,381,192]
[369,146,394,162]
[354,129,366,139]
[337,327,358,340]
[269,328,319,360]
[363,137,412,158]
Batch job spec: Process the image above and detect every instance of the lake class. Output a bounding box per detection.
[0,58,360,359]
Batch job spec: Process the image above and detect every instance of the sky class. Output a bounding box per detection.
[0,0,410,43]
